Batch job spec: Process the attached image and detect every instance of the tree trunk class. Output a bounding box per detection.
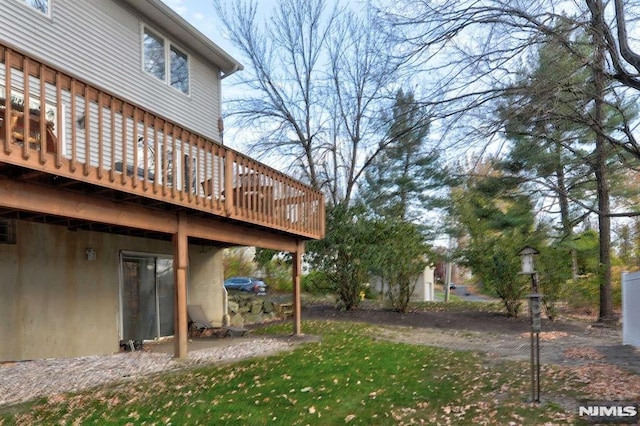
[554,145,579,280]
[591,1,615,321]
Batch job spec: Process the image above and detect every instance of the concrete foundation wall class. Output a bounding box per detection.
[188,248,224,327]
[0,220,222,361]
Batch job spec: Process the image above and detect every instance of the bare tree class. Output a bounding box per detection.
[585,0,640,163]
[593,0,640,92]
[213,0,400,207]
[324,7,402,205]
[213,0,332,191]
[588,0,615,321]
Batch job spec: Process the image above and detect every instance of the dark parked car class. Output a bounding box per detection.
[224,277,267,294]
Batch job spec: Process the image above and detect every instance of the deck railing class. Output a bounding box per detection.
[0,44,325,239]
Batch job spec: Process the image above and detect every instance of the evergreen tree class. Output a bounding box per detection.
[362,89,441,221]
[498,19,593,240]
[451,159,535,317]
[498,19,640,320]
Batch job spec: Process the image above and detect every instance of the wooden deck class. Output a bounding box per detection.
[0,44,324,240]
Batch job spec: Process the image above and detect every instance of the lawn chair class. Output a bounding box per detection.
[187,305,250,338]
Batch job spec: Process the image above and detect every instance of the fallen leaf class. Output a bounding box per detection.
[519,331,568,340]
[562,347,605,360]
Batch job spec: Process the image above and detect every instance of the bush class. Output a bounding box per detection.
[562,274,599,315]
[536,245,572,320]
[561,267,626,316]
[262,258,292,292]
[611,265,630,309]
[223,248,255,279]
[302,271,334,295]
[461,234,528,318]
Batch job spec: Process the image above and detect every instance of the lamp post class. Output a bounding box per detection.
[518,246,541,403]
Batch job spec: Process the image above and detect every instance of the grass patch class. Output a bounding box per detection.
[1,321,586,425]
[434,291,463,302]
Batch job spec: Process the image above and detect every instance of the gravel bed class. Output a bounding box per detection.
[0,338,291,407]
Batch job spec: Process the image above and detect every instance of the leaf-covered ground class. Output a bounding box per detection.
[2,319,638,425]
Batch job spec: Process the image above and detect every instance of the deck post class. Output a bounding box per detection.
[174,212,189,359]
[293,240,304,335]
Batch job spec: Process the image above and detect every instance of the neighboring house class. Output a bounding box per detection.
[370,265,436,302]
[0,0,324,361]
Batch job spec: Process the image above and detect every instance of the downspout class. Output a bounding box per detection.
[218,64,240,146]
[219,61,239,325]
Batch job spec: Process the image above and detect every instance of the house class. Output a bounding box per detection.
[0,0,324,361]
[370,265,436,302]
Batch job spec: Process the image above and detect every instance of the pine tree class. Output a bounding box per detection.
[362,89,441,221]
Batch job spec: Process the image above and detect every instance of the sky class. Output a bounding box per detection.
[162,0,227,47]
[161,0,275,65]
[161,0,282,153]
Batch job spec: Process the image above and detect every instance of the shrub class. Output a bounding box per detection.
[536,245,572,320]
[261,258,292,292]
[302,270,334,295]
[223,248,255,278]
[562,274,599,315]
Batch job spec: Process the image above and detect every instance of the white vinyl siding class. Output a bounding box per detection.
[0,0,221,141]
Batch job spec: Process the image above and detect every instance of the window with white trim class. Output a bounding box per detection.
[143,26,190,95]
[16,0,50,16]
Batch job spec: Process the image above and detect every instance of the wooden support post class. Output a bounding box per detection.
[293,240,304,335]
[174,212,189,359]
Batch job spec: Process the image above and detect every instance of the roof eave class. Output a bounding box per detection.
[119,0,243,76]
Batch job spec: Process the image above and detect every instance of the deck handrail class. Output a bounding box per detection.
[0,44,325,240]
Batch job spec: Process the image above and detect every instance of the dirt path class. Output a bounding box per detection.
[301,303,640,373]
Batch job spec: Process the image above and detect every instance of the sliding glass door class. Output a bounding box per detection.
[120,253,174,341]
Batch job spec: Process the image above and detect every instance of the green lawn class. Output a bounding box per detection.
[1,321,585,425]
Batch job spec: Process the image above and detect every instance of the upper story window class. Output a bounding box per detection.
[17,0,50,16]
[143,26,190,95]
